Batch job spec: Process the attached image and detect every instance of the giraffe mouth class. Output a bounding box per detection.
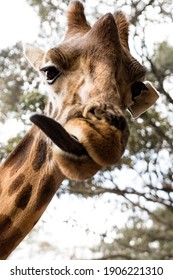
[30,114,88,157]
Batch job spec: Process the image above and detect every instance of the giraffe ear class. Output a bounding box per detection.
[23,44,45,70]
[128,81,159,118]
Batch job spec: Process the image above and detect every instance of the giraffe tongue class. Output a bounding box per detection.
[30,114,87,157]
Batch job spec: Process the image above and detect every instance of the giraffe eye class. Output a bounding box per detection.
[40,66,62,85]
[131,81,148,102]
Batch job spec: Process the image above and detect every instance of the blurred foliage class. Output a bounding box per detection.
[154,41,173,74]
[0,134,22,162]
[93,208,173,260]
[0,0,173,259]
[0,42,45,122]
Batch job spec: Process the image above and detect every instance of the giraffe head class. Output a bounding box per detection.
[24,1,159,180]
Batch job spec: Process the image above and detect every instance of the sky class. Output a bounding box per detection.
[0,0,173,259]
[0,0,40,142]
[0,0,173,49]
[0,0,39,49]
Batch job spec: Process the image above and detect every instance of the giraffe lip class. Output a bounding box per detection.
[30,114,88,157]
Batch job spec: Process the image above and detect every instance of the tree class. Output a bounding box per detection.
[0,42,46,161]
[93,208,173,260]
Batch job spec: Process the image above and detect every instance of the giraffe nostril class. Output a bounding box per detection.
[109,115,127,131]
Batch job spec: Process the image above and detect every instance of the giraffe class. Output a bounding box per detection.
[0,1,159,259]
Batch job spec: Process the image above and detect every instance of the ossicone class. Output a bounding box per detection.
[65,0,90,39]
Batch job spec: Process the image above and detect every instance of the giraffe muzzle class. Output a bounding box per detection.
[30,112,129,172]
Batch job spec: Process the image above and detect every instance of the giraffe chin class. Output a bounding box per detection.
[53,150,101,181]
[54,116,128,180]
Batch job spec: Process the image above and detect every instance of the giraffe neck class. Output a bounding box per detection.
[0,125,64,259]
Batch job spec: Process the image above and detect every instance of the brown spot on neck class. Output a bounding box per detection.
[32,139,47,171]
[0,215,22,259]
[0,219,22,260]
[0,229,22,259]
[0,215,12,235]
[8,174,25,195]
[15,184,32,209]
[35,174,56,211]
[5,134,34,176]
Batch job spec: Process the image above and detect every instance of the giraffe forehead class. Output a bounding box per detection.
[43,46,72,71]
